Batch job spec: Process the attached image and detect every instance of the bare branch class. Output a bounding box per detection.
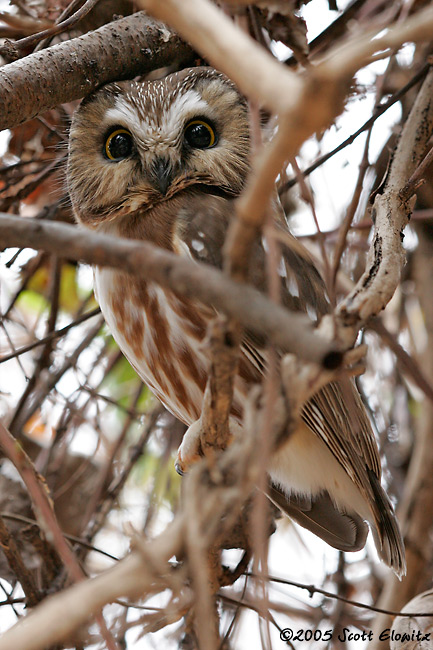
[0,0,101,57]
[0,521,184,650]
[0,13,193,131]
[334,68,433,346]
[279,61,430,193]
[0,307,101,364]
[0,214,341,367]
[0,421,120,650]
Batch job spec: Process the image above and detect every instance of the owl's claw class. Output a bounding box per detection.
[174,460,185,476]
[175,420,203,475]
[175,417,242,475]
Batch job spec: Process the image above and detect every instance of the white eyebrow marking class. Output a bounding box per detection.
[105,100,142,134]
[104,90,210,150]
[159,90,209,134]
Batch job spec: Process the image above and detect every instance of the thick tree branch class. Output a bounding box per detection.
[369,195,433,649]
[0,214,340,367]
[0,12,193,132]
[333,68,433,346]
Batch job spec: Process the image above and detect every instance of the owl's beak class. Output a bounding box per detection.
[151,157,174,196]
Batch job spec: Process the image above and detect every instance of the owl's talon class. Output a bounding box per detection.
[175,461,185,476]
[175,448,202,475]
[175,420,203,475]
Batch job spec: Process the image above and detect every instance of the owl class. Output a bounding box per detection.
[67,67,405,576]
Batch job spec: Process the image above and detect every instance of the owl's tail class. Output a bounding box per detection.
[367,469,406,579]
[268,481,406,578]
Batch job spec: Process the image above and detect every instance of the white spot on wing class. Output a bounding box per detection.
[191,239,205,253]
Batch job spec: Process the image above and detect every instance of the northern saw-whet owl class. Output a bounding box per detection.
[67,67,405,577]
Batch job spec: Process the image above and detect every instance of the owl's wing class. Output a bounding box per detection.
[177,193,403,567]
[176,192,383,487]
[303,380,381,484]
[277,234,397,529]
[270,227,384,486]
[271,231,404,572]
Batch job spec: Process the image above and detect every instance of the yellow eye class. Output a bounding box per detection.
[104,128,133,161]
[184,119,216,149]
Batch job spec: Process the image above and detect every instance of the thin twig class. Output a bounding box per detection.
[279,62,431,193]
[246,572,433,618]
[331,124,372,291]
[0,512,119,561]
[0,421,120,650]
[369,318,433,405]
[0,307,101,364]
[0,515,40,607]
[0,1,102,57]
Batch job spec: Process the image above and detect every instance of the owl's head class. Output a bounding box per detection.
[67,67,250,230]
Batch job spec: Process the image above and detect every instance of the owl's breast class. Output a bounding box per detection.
[95,266,212,424]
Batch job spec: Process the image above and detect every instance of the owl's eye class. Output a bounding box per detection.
[184,119,216,149]
[104,128,133,161]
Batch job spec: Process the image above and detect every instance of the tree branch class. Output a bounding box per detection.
[333,68,433,346]
[0,0,101,56]
[0,521,184,650]
[0,214,340,367]
[0,12,193,132]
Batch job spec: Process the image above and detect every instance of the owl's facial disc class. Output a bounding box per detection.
[102,115,220,198]
[68,67,251,229]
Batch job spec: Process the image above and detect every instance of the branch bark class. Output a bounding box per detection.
[0,12,193,132]
[0,214,340,367]
[333,68,433,347]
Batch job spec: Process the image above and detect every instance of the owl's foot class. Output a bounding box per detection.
[175,420,203,476]
[175,417,242,475]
